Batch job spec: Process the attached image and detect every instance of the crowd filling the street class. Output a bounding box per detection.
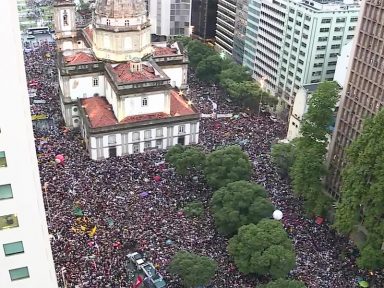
[23,36,384,288]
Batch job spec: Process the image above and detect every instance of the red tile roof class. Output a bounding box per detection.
[111,62,160,83]
[64,52,97,65]
[81,91,198,129]
[170,90,197,116]
[120,112,170,124]
[84,26,93,42]
[81,97,118,128]
[153,46,179,56]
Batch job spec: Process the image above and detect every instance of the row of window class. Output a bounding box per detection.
[2,240,29,280]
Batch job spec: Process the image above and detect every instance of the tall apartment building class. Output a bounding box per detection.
[232,0,249,63]
[191,0,218,40]
[148,0,192,37]
[243,0,359,107]
[327,0,384,197]
[215,0,237,56]
[0,1,58,287]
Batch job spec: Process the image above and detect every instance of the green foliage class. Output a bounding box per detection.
[165,145,206,175]
[196,54,224,83]
[211,181,274,235]
[290,81,339,216]
[219,63,251,83]
[173,35,191,47]
[204,145,252,189]
[270,141,296,177]
[186,40,215,68]
[169,251,217,287]
[258,279,306,288]
[183,201,204,217]
[334,108,384,269]
[228,220,296,279]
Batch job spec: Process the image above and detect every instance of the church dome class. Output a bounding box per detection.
[95,0,146,18]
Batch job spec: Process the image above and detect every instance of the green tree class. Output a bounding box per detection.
[165,145,206,175]
[211,181,274,235]
[196,54,223,83]
[173,35,191,47]
[219,64,251,83]
[290,81,339,215]
[186,40,215,68]
[204,145,252,189]
[169,251,217,287]
[270,141,296,177]
[258,279,306,288]
[228,220,296,279]
[334,108,384,269]
[183,201,204,217]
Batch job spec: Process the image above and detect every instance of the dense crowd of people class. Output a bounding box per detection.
[22,37,383,288]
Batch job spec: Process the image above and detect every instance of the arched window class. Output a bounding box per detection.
[63,10,68,26]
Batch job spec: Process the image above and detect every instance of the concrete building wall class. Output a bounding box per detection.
[215,0,237,56]
[123,92,167,117]
[88,121,199,160]
[333,39,353,88]
[68,74,105,100]
[0,1,58,287]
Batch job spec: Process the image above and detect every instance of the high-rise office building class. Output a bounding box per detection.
[215,0,237,56]
[148,0,192,37]
[243,0,359,107]
[327,0,384,197]
[232,0,248,63]
[191,0,218,40]
[0,1,58,287]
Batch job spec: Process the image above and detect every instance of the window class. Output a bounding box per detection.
[3,241,24,256]
[315,54,325,59]
[156,139,162,149]
[334,27,343,32]
[63,10,68,26]
[349,26,355,31]
[92,77,99,87]
[318,37,328,42]
[0,214,19,230]
[142,97,148,106]
[178,125,185,134]
[106,19,111,26]
[125,20,129,26]
[328,61,337,66]
[329,53,338,58]
[132,132,140,141]
[336,18,345,23]
[9,267,29,281]
[133,144,140,153]
[331,44,341,49]
[312,71,322,76]
[156,128,163,137]
[314,63,323,68]
[333,36,342,41]
[327,69,335,74]
[320,28,329,32]
[0,151,7,167]
[144,141,151,150]
[350,17,358,22]
[0,184,13,200]
[144,130,152,139]
[347,35,353,39]
[317,45,326,50]
[304,24,309,30]
[321,18,331,24]
[108,135,116,145]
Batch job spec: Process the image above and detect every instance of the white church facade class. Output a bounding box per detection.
[53,0,199,160]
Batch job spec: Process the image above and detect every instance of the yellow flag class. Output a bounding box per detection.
[88,226,97,237]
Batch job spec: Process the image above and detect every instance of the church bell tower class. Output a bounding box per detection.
[53,0,77,50]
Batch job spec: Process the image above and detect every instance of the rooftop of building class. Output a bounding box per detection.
[64,51,98,65]
[80,91,198,128]
[108,61,161,83]
[297,0,360,11]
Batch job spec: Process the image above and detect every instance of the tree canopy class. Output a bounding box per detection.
[196,54,224,83]
[211,181,274,235]
[165,145,206,175]
[334,108,384,269]
[270,141,296,177]
[228,220,296,279]
[204,145,252,189]
[290,81,339,215]
[169,251,217,287]
[258,279,306,288]
[186,40,216,68]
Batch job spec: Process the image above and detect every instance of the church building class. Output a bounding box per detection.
[53,0,199,160]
